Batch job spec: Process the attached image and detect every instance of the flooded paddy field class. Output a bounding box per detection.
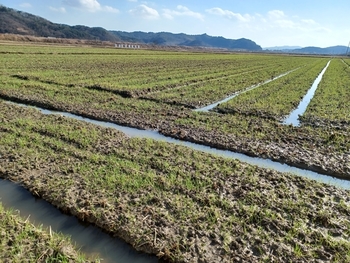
[0,43,350,262]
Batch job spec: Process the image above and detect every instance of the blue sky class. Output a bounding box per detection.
[1,0,349,48]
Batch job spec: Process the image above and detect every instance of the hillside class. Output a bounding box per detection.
[0,5,118,42]
[109,31,262,51]
[290,45,348,55]
[264,46,302,51]
[265,45,348,55]
[0,5,262,51]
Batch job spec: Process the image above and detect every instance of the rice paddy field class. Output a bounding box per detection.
[0,42,350,262]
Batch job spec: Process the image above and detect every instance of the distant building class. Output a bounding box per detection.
[115,43,140,49]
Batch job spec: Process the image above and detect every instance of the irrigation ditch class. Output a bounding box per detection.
[0,179,158,263]
[4,100,349,189]
[197,60,332,129]
[283,61,331,126]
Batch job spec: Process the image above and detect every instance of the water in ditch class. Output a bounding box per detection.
[0,179,158,263]
[6,101,350,190]
[283,61,331,126]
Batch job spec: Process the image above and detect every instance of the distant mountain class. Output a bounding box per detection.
[264,45,348,55]
[0,5,262,51]
[289,46,348,55]
[110,31,262,51]
[0,5,118,41]
[264,46,302,51]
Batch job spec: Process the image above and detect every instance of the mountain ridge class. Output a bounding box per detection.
[109,31,262,51]
[0,5,262,51]
[264,46,302,51]
[1,5,347,54]
[265,45,348,55]
[290,45,348,55]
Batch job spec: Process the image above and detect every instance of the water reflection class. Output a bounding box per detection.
[0,179,158,263]
[283,61,331,126]
[6,101,350,189]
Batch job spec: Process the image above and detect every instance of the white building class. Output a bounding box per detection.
[115,43,140,49]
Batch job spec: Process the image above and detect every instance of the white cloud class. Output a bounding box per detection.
[268,10,285,19]
[242,10,334,46]
[19,3,32,8]
[103,6,120,13]
[301,19,317,25]
[63,0,101,12]
[203,7,336,46]
[206,7,252,22]
[265,11,324,31]
[273,19,297,29]
[313,26,331,33]
[163,5,204,21]
[63,0,119,13]
[128,0,138,2]
[129,5,159,20]
[49,6,67,13]
[206,8,325,36]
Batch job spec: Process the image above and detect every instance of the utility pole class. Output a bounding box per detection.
[346,41,350,56]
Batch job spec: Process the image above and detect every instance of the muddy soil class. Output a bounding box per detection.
[1,101,350,263]
[299,115,350,131]
[0,92,348,180]
[1,143,350,263]
[159,123,350,180]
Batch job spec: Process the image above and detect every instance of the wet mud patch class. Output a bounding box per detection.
[1,95,349,181]
[300,114,350,131]
[159,123,350,180]
[1,101,350,262]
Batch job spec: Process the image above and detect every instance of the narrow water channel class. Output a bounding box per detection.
[283,61,331,126]
[0,179,158,263]
[5,101,350,189]
[195,67,300,112]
